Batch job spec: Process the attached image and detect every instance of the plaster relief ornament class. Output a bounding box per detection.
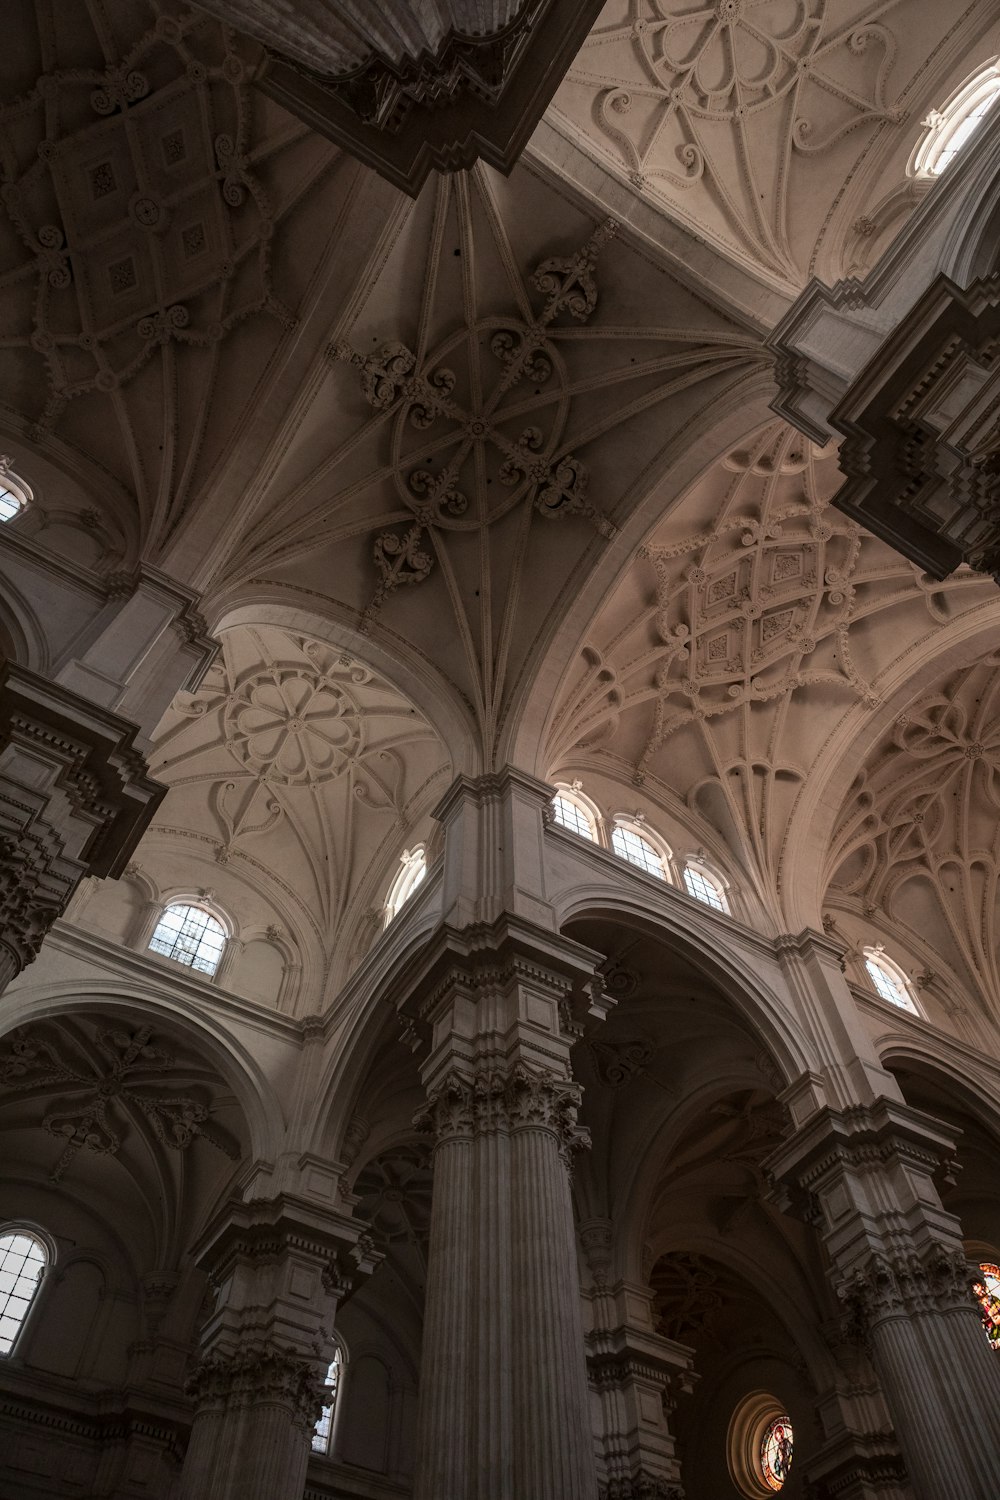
[549,420,992,899]
[333,217,620,630]
[0,1022,238,1182]
[552,0,925,284]
[828,653,1000,1013]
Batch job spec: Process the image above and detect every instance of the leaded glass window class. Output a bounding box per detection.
[974,1262,1000,1350]
[552,794,597,841]
[683,864,728,912]
[312,1344,344,1453]
[0,486,22,523]
[0,1229,47,1355]
[148,904,227,975]
[863,950,916,1012]
[760,1415,793,1491]
[611,823,668,879]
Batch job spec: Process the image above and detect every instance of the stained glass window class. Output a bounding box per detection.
[312,1344,344,1453]
[0,1229,47,1355]
[683,864,728,912]
[148,904,227,976]
[552,794,597,841]
[760,1415,793,1491]
[384,847,427,926]
[611,824,668,880]
[864,950,917,1012]
[974,1262,1000,1350]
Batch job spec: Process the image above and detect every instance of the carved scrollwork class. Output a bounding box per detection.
[334,220,619,628]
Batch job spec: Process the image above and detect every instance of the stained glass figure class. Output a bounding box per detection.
[974,1262,1000,1350]
[760,1415,793,1491]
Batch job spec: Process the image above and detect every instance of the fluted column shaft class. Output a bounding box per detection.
[510,1120,595,1498]
[177,1197,379,1500]
[769,1095,1000,1500]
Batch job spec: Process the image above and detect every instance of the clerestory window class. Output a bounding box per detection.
[0,1227,48,1355]
[148,903,227,976]
[913,62,1000,176]
[311,1342,346,1454]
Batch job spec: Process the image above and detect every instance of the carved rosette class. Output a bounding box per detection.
[414,1062,591,1162]
[839,1246,980,1344]
[185,1345,325,1429]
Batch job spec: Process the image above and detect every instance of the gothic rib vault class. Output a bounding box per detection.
[3,3,1000,1499]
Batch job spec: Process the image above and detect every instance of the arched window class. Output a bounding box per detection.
[863,947,918,1013]
[311,1341,346,1454]
[148,903,227,976]
[0,464,31,523]
[0,1227,48,1355]
[611,819,671,881]
[384,846,427,926]
[913,61,1000,176]
[683,862,729,913]
[760,1414,794,1491]
[551,784,599,842]
[973,1262,1000,1350]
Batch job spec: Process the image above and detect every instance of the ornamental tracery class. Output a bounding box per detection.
[332,217,620,628]
[0,1019,238,1182]
[827,654,1000,1010]
[549,420,993,899]
[550,0,990,284]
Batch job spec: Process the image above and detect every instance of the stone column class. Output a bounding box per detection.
[404,915,608,1500]
[178,1196,378,1500]
[769,1092,1000,1500]
[579,1228,693,1500]
[0,660,163,992]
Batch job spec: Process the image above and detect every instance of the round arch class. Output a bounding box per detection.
[0,983,283,1168]
[556,887,813,1089]
[781,601,1000,930]
[209,594,480,779]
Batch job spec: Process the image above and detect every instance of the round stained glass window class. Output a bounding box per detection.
[760,1415,793,1491]
[974,1262,1000,1350]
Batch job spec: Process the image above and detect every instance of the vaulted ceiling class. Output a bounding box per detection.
[4,0,1000,976]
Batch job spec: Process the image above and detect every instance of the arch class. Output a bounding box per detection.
[0,984,284,1168]
[556,889,811,1090]
[781,603,1000,930]
[911,59,1000,179]
[210,596,479,778]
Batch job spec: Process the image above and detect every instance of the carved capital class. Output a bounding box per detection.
[414,1060,591,1159]
[839,1246,978,1343]
[601,1477,684,1500]
[186,1344,325,1429]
